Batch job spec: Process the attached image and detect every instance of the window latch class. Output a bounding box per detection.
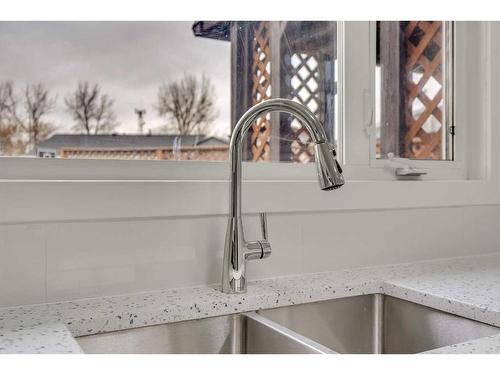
[385,153,427,178]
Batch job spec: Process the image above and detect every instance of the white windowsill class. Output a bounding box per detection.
[0,157,496,225]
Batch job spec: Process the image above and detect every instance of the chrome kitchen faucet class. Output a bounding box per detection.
[222,98,344,294]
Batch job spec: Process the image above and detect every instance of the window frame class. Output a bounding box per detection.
[0,21,496,225]
[0,21,481,182]
[340,21,483,181]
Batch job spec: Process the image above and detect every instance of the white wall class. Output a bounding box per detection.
[1,204,500,307]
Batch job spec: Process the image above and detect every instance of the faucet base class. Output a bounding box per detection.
[222,275,247,294]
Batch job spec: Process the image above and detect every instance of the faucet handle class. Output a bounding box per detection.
[259,212,268,241]
[259,213,271,259]
[244,213,272,261]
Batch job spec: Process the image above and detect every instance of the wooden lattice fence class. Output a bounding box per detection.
[195,21,451,162]
[250,21,272,162]
[403,21,447,159]
[280,22,335,163]
[379,21,450,160]
[233,21,336,163]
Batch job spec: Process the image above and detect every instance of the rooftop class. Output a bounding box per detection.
[36,134,229,151]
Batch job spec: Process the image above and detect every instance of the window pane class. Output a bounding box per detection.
[232,21,338,163]
[0,22,231,161]
[375,21,454,160]
[0,21,337,163]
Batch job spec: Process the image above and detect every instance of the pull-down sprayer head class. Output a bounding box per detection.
[314,142,344,191]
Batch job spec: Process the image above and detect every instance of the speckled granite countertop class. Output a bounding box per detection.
[0,323,83,354]
[3,253,500,354]
[424,334,500,354]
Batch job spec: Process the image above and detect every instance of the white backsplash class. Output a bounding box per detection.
[1,204,500,307]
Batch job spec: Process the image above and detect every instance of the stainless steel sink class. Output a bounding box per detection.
[76,312,334,354]
[77,294,500,354]
[258,294,500,353]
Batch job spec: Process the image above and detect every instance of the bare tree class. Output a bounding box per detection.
[155,74,218,135]
[0,82,55,154]
[65,82,118,135]
[0,81,19,154]
[93,94,117,134]
[23,83,56,147]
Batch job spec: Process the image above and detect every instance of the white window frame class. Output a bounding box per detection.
[340,21,489,182]
[368,21,463,179]
[0,21,497,224]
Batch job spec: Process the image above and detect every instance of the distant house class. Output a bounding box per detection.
[35,134,229,161]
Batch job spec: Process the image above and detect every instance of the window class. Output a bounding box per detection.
[337,21,470,182]
[0,21,493,221]
[0,22,232,161]
[0,21,338,164]
[226,21,338,163]
[375,21,454,161]
[0,21,484,184]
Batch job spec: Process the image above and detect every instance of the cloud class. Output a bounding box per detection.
[0,21,231,136]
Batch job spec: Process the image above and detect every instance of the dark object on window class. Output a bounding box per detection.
[192,21,231,41]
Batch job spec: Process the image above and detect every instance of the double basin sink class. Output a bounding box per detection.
[77,294,500,354]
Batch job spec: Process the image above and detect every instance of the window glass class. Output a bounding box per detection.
[375,21,454,161]
[230,21,338,163]
[0,21,337,163]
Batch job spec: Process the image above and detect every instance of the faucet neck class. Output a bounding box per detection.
[223,98,334,294]
[228,99,328,220]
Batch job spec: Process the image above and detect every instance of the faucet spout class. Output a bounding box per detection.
[222,98,344,294]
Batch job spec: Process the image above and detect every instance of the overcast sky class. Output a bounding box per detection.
[0,21,231,136]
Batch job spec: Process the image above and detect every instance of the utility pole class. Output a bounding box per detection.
[134,108,146,134]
